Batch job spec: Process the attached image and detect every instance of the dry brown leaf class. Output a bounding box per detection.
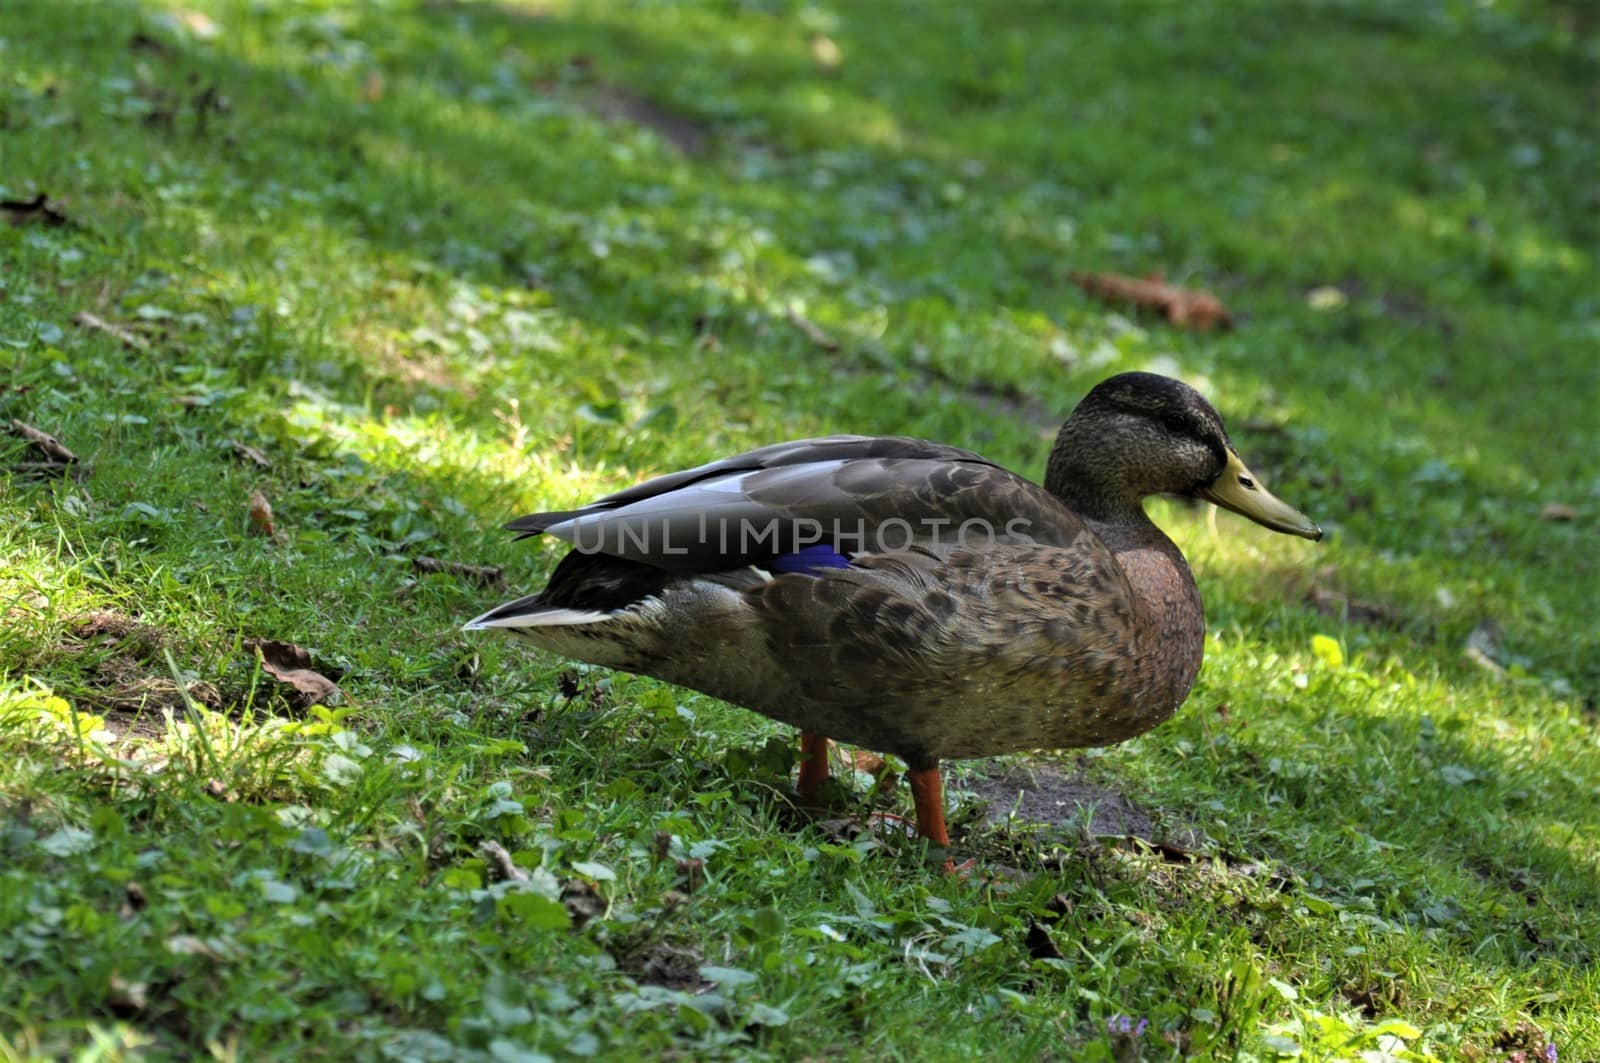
[845,749,886,774]
[1025,921,1065,961]
[245,638,341,708]
[124,881,148,913]
[562,880,607,929]
[229,441,271,468]
[247,489,275,536]
[813,817,866,843]
[1540,503,1578,522]
[8,419,78,466]
[675,856,705,893]
[106,975,149,1017]
[1071,270,1233,331]
[1045,893,1075,919]
[481,840,531,883]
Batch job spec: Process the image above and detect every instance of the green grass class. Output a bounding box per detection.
[2,1,1596,1058]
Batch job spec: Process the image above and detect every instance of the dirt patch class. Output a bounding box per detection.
[583,85,711,156]
[71,610,165,651]
[614,939,708,991]
[957,760,1199,847]
[64,611,220,739]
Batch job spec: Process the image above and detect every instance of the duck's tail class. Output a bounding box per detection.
[461,596,614,630]
[502,508,588,541]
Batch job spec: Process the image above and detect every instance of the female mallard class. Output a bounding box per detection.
[467,372,1320,858]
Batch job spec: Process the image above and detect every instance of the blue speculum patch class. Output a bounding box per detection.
[769,544,853,574]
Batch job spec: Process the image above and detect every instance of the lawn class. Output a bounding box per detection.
[1,1,1596,1059]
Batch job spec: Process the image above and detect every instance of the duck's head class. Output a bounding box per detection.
[1046,371,1322,540]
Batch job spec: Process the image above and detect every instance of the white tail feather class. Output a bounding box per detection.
[462,606,615,631]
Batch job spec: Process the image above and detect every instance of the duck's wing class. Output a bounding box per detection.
[502,435,1087,572]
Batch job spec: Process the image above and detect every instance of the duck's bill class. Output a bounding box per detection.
[1199,450,1323,541]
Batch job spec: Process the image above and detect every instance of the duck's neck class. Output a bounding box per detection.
[1086,513,1207,713]
[1045,439,1150,525]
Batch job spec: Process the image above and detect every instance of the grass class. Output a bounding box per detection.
[1,0,1596,1058]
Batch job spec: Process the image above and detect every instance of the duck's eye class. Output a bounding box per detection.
[1238,475,1256,490]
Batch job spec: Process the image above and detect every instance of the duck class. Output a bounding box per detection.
[466,372,1321,863]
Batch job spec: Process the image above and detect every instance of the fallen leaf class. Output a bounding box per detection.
[411,556,506,589]
[1540,503,1577,522]
[845,749,886,774]
[74,311,150,352]
[1,192,70,227]
[124,881,148,913]
[228,441,271,468]
[247,489,275,536]
[481,840,531,883]
[1025,921,1065,961]
[1071,270,1233,331]
[676,856,704,893]
[813,817,866,843]
[562,879,607,928]
[8,419,78,466]
[245,639,341,708]
[106,975,149,1017]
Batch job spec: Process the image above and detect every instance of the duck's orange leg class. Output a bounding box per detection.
[909,764,973,875]
[907,765,950,848]
[796,731,831,801]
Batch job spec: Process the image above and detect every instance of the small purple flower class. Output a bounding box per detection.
[1544,1043,1557,1063]
[1106,1015,1147,1038]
